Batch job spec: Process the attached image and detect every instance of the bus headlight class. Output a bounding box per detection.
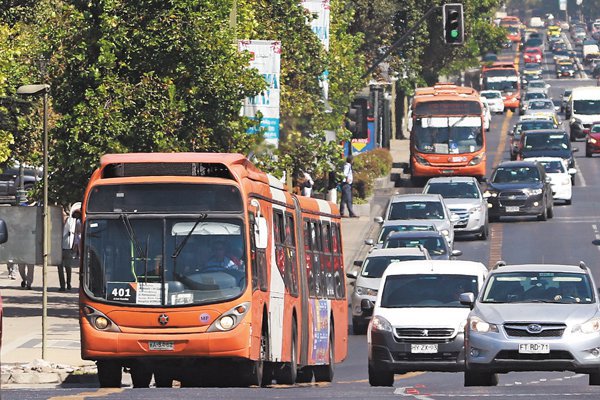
[207,302,250,332]
[82,305,121,332]
[468,153,485,166]
[414,154,430,166]
[95,316,110,330]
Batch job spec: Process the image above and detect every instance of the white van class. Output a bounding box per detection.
[567,86,600,141]
[367,260,488,386]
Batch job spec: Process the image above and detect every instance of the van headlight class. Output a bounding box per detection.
[356,286,378,296]
[370,315,393,333]
[572,317,600,334]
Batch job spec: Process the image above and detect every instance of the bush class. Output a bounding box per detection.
[352,148,393,200]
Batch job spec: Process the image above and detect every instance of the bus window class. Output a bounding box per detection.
[332,223,345,299]
[304,219,317,297]
[285,213,298,297]
[322,222,334,298]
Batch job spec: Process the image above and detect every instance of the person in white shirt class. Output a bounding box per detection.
[301,171,314,197]
[340,155,357,217]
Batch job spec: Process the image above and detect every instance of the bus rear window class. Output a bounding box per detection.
[87,183,243,213]
[414,101,481,116]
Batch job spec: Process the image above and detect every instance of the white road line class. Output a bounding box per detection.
[394,387,435,399]
[574,158,587,187]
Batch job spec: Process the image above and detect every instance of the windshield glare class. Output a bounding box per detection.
[425,182,480,199]
[361,255,427,278]
[381,274,479,308]
[414,125,483,154]
[482,272,594,304]
[84,217,246,306]
[524,133,568,150]
[377,224,435,243]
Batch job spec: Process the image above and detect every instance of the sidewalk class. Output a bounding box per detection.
[0,138,411,388]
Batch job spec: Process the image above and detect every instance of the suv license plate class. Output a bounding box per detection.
[506,206,519,212]
[411,344,438,354]
[519,343,549,354]
[149,341,175,351]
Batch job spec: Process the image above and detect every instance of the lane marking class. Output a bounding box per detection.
[48,388,125,400]
[394,386,435,399]
[337,371,424,384]
[574,158,587,188]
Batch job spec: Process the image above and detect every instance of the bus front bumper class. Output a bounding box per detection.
[411,160,485,180]
[81,320,252,360]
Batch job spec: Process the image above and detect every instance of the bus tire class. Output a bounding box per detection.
[295,367,313,383]
[153,367,173,388]
[130,363,152,388]
[97,360,122,388]
[277,323,298,385]
[313,327,334,382]
[244,322,269,387]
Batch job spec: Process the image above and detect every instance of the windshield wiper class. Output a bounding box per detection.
[171,213,208,260]
[121,213,146,283]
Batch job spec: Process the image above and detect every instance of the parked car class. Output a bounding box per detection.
[366,219,437,250]
[383,230,462,260]
[461,262,600,386]
[480,90,505,114]
[524,157,575,205]
[0,164,40,205]
[485,160,554,221]
[383,194,460,247]
[423,176,489,240]
[367,260,488,386]
[347,247,430,334]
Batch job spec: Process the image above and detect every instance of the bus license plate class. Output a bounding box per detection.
[411,344,438,354]
[506,206,519,212]
[149,341,174,351]
[442,170,455,174]
[519,343,549,354]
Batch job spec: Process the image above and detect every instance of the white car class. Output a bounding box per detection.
[480,90,505,114]
[347,247,430,334]
[423,176,489,240]
[525,157,576,205]
[526,80,550,94]
[382,193,460,247]
[481,97,491,132]
[366,260,488,386]
[524,99,557,119]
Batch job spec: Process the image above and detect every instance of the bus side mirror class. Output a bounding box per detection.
[0,219,8,244]
[255,217,268,249]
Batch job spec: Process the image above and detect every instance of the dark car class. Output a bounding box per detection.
[556,62,576,78]
[509,119,558,160]
[0,165,40,204]
[518,130,577,175]
[586,122,600,157]
[485,161,554,221]
[383,231,462,260]
[519,90,549,115]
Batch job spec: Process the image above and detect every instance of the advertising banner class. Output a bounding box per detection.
[302,0,331,99]
[239,40,282,147]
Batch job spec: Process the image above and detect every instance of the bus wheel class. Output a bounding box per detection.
[97,360,122,388]
[130,363,152,388]
[153,367,173,388]
[277,325,298,385]
[245,326,269,386]
[295,367,313,383]
[313,330,334,382]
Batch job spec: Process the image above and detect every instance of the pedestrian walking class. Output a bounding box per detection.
[6,261,17,280]
[301,171,314,197]
[18,263,34,290]
[59,202,81,291]
[340,155,357,218]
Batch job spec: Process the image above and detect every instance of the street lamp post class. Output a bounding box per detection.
[16,83,50,360]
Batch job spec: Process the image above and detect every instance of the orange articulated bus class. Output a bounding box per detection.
[79,153,347,388]
[481,63,521,112]
[409,84,486,183]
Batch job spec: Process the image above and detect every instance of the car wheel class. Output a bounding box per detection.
[479,223,489,240]
[368,364,394,387]
[586,148,593,158]
[464,368,498,387]
[590,369,600,385]
[352,318,368,335]
[571,175,576,186]
[566,198,572,205]
[537,202,548,221]
[547,203,554,219]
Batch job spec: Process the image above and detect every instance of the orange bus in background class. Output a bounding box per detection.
[500,16,522,46]
[79,153,347,388]
[481,63,521,112]
[409,84,486,183]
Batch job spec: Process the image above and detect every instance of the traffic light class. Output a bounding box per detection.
[443,3,464,45]
[345,98,368,139]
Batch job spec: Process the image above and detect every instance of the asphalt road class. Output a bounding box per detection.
[5,34,600,400]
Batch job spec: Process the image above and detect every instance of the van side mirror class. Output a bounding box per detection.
[459,292,475,309]
[361,299,374,316]
[373,216,384,224]
[346,270,358,280]
[364,238,374,246]
[451,249,463,258]
[568,168,577,175]
[0,219,7,244]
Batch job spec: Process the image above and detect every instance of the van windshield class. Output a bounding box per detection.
[380,274,479,308]
[573,99,600,115]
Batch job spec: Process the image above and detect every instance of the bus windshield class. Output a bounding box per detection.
[84,217,246,306]
[414,117,483,154]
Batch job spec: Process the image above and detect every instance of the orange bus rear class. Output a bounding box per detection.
[409,84,486,183]
[79,153,347,388]
[481,63,521,111]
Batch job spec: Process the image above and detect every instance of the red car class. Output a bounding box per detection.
[523,48,543,63]
[586,122,600,157]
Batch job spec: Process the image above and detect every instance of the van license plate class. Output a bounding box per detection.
[149,341,174,351]
[519,343,549,354]
[505,206,519,212]
[411,344,438,354]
